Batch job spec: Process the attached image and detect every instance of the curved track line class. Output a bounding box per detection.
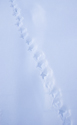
[9,0,73,124]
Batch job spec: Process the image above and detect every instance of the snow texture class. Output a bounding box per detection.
[9,0,73,124]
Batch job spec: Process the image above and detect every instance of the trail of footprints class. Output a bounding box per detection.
[9,0,72,124]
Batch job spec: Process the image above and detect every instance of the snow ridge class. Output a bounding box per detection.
[9,0,73,124]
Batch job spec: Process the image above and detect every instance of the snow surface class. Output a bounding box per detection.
[0,0,77,124]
